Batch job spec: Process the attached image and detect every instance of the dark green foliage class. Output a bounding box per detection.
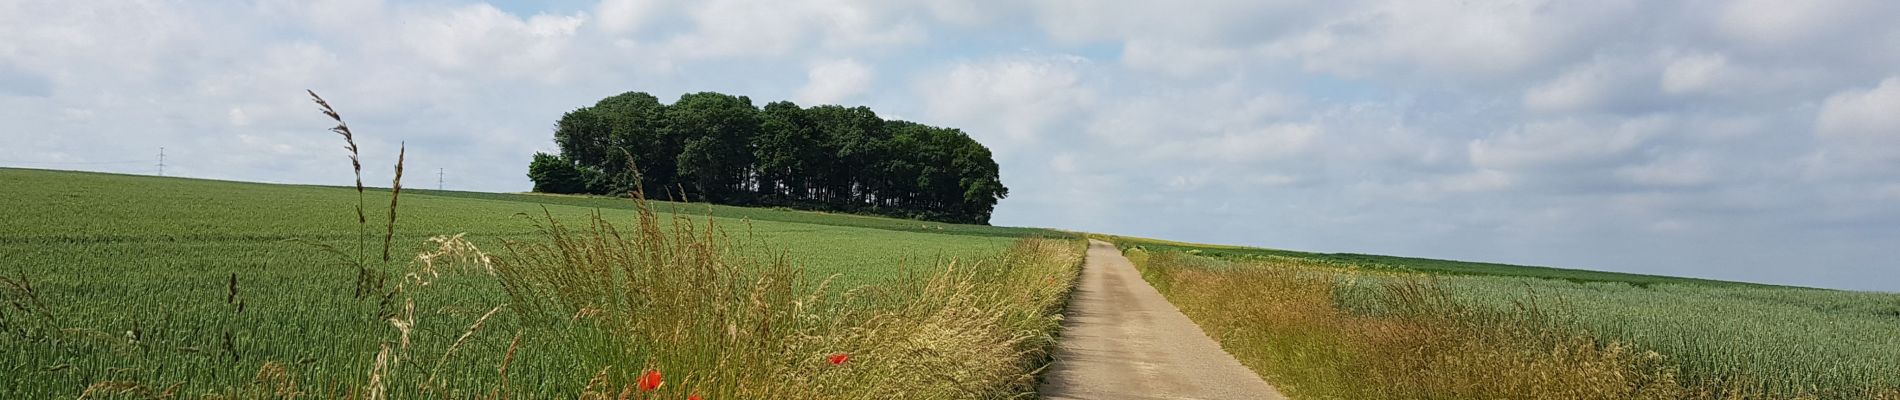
[528,91,1010,224]
[526,152,586,194]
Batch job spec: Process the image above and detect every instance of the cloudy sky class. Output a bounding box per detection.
[4,0,1898,291]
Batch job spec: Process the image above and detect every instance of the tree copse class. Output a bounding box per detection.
[531,91,1009,224]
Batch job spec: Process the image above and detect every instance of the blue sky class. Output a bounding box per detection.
[3,0,1898,291]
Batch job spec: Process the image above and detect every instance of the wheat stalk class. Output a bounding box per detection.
[427,304,506,386]
[384,143,404,263]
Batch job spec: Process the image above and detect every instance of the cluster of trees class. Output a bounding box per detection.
[528,91,1009,224]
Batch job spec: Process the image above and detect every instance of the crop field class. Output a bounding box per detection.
[1127,244,1900,399]
[0,167,1083,398]
[1107,234,1770,287]
[1409,275,1900,393]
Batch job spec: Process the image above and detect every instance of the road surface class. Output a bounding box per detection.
[1038,240,1287,400]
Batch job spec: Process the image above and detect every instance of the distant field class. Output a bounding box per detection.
[1,168,1047,287]
[1105,234,1768,287]
[1120,237,1900,398]
[0,168,1075,397]
[403,188,1064,240]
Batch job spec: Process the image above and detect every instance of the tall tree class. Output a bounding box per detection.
[592,92,670,194]
[526,152,587,194]
[666,92,760,203]
[806,105,887,208]
[755,101,827,204]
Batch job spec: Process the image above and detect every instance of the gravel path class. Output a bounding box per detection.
[1038,240,1287,400]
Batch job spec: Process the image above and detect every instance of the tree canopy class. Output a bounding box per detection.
[528,91,1009,224]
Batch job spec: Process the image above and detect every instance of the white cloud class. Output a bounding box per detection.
[594,0,660,34]
[400,4,585,80]
[1085,83,1301,147]
[1029,0,1314,44]
[916,55,1094,146]
[1661,53,1734,96]
[1119,39,1249,78]
[1151,123,1320,164]
[1048,152,1079,174]
[1248,173,1300,187]
[1470,116,1670,171]
[1524,58,1637,113]
[1438,169,1515,193]
[1716,0,1877,48]
[664,0,924,59]
[795,59,873,105]
[1815,77,1900,161]
[920,0,1018,27]
[1617,152,1718,187]
[1268,0,1637,81]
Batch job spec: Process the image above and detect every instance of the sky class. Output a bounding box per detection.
[3,0,1898,291]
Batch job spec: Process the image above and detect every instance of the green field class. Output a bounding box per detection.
[1,168,1046,288]
[1411,274,1900,392]
[1122,238,1900,398]
[0,168,1077,397]
[1107,234,1770,287]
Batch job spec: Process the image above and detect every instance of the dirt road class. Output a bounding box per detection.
[1038,240,1286,400]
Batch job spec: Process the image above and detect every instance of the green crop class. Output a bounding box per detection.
[1423,275,1900,394]
[0,167,1073,397]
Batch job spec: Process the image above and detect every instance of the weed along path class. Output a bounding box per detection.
[1040,240,1287,400]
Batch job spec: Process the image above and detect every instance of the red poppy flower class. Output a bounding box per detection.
[827,353,850,365]
[637,369,663,392]
[687,395,702,400]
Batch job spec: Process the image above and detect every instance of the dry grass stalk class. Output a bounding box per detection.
[383,143,404,264]
[427,304,506,385]
[252,361,299,397]
[308,90,368,264]
[411,233,496,286]
[365,343,390,400]
[308,89,363,195]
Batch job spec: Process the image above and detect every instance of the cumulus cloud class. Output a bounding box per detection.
[1522,54,1663,114]
[401,4,585,80]
[1661,53,1736,96]
[1814,77,1900,163]
[1715,0,1880,49]
[916,55,1094,146]
[663,0,924,59]
[1269,1,1639,82]
[1469,116,1670,171]
[594,0,660,34]
[1616,152,1719,187]
[795,59,873,105]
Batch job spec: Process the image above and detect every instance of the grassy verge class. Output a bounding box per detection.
[1129,249,1900,400]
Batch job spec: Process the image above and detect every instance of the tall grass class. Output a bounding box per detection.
[1130,249,1900,400]
[464,200,1084,398]
[303,90,1089,398]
